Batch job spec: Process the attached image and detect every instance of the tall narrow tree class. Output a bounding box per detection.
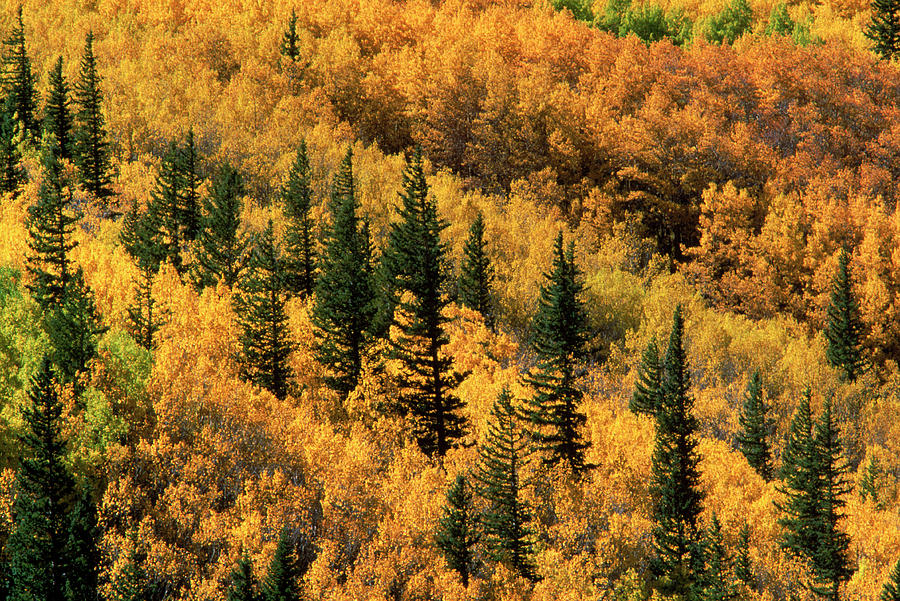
[311,148,376,396]
[824,249,865,381]
[649,305,705,598]
[178,128,202,242]
[281,141,316,297]
[73,31,113,200]
[859,455,881,504]
[0,97,25,193]
[64,487,101,601]
[737,369,774,481]
[457,212,495,328]
[630,336,662,416]
[194,162,249,289]
[882,560,900,601]
[126,261,164,351]
[262,526,300,601]
[474,387,539,583]
[701,514,736,601]
[522,232,591,474]
[43,57,73,160]
[734,523,753,588]
[111,536,146,601]
[280,9,301,62]
[866,0,900,59]
[1,6,38,141]
[435,474,479,587]
[146,141,185,271]
[227,553,261,601]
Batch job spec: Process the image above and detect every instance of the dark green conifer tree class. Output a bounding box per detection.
[281,141,316,297]
[280,9,301,62]
[457,212,495,328]
[235,221,294,400]
[0,97,25,193]
[120,201,165,273]
[737,369,774,481]
[25,144,77,311]
[474,387,539,583]
[701,514,736,601]
[194,162,249,289]
[311,148,376,396]
[43,57,73,160]
[383,148,466,456]
[263,526,300,601]
[630,336,661,416]
[859,455,880,504]
[824,249,865,381]
[147,140,185,271]
[649,304,705,598]
[64,487,100,601]
[227,553,261,601]
[882,560,900,601]
[866,0,900,59]
[434,474,479,587]
[734,522,753,588]
[522,232,591,474]
[126,261,164,351]
[73,31,113,200]
[1,6,39,141]
[111,537,146,601]
[7,358,76,601]
[178,128,202,242]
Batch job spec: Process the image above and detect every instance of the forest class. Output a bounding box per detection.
[2,0,900,599]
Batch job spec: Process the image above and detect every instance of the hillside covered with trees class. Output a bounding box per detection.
[2,0,900,599]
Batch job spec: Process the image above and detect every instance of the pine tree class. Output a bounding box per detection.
[733,522,753,588]
[281,141,316,297]
[630,336,662,416]
[474,387,540,583]
[824,249,865,382]
[25,144,77,311]
[43,57,73,160]
[126,261,164,350]
[64,487,100,601]
[146,140,185,271]
[120,201,165,273]
[178,128,202,242]
[457,212,495,328]
[111,536,146,601]
[435,474,479,587]
[311,148,376,396]
[7,358,76,601]
[263,526,300,601]
[808,399,852,601]
[859,455,880,504]
[227,553,261,601]
[701,514,736,601]
[1,6,39,141]
[866,0,900,59]
[0,96,25,193]
[235,221,294,400]
[280,9,301,62]
[194,162,249,289]
[649,304,705,598]
[522,233,591,474]
[737,369,774,481]
[383,147,466,456]
[73,31,113,201]
[882,560,900,601]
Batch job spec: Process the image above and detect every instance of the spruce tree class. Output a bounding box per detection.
[64,487,100,601]
[649,304,705,598]
[383,147,466,457]
[737,369,774,481]
[474,387,539,583]
[235,221,294,400]
[194,162,249,289]
[734,522,753,588]
[866,0,900,60]
[178,128,202,242]
[435,474,479,587]
[280,10,301,62]
[630,336,662,416]
[73,31,113,201]
[120,201,165,274]
[25,144,77,311]
[882,560,900,601]
[126,261,164,351]
[311,148,376,396]
[701,514,736,601]
[281,141,316,297]
[44,57,73,160]
[227,553,261,601]
[1,6,39,141]
[824,249,865,382]
[522,232,591,474]
[147,140,185,271]
[457,212,495,328]
[262,526,300,601]
[7,358,76,601]
[859,455,880,504]
[0,96,25,193]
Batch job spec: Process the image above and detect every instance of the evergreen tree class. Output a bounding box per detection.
[0,96,25,193]
[178,128,202,241]
[146,140,185,271]
[866,0,900,60]
[733,522,753,588]
[859,455,880,504]
[120,200,166,274]
[280,9,301,62]
[701,514,736,601]
[227,553,261,601]
[882,560,900,601]
[43,57,73,160]
[434,474,479,587]
[126,261,164,351]
[262,526,300,601]
[64,487,100,601]
[383,147,466,456]
[474,387,539,583]
[1,6,39,141]
[73,31,113,200]
[737,369,774,481]
[194,162,249,288]
[311,148,376,396]
[235,221,294,400]
[649,304,705,598]
[630,336,662,416]
[7,358,76,601]
[522,233,591,474]
[25,144,77,311]
[457,212,495,328]
[111,537,146,601]
[824,249,865,382]
[281,141,316,297]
